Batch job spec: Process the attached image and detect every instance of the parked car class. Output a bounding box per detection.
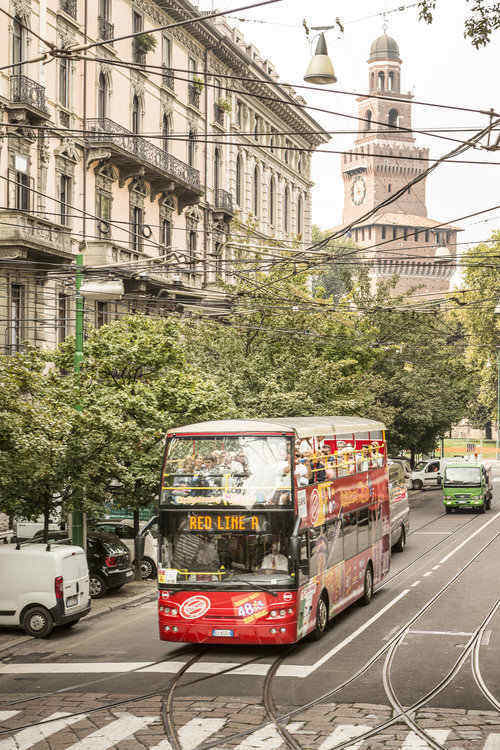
[32,528,134,598]
[410,458,446,490]
[388,457,412,485]
[0,542,90,637]
[90,517,158,579]
[388,461,410,552]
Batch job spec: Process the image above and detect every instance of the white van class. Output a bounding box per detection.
[0,543,91,637]
[410,458,446,491]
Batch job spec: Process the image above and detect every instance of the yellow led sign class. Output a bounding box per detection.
[188,514,260,531]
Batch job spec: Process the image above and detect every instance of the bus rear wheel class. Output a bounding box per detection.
[360,565,374,606]
[311,595,328,641]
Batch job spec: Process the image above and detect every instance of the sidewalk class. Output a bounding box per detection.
[1,696,499,749]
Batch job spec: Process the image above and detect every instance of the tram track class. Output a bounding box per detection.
[199,530,500,750]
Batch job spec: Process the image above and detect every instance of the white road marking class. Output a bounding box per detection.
[423,572,432,577]
[402,729,450,748]
[482,629,492,646]
[432,565,440,570]
[318,723,372,750]
[0,711,85,750]
[0,713,19,723]
[485,735,500,749]
[150,717,227,749]
[411,581,421,587]
[439,511,500,563]
[234,722,303,749]
[413,532,450,535]
[407,630,472,636]
[64,712,156,750]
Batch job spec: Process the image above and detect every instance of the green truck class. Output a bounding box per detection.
[442,461,493,514]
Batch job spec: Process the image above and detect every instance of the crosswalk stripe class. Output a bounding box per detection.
[234,721,303,749]
[150,717,227,749]
[64,712,156,750]
[402,729,451,748]
[0,711,85,750]
[485,736,500,750]
[318,724,372,750]
[0,714,19,724]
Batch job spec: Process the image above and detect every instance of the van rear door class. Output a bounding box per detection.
[62,550,90,615]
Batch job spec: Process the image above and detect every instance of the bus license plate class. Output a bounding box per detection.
[212,629,234,637]
[66,595,78,607]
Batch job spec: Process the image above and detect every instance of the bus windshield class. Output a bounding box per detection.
[158,510,295,586]
[161,435,293,508]
[444,467,482,486]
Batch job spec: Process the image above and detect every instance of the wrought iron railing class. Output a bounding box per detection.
[60,0,77,18]
[162,66,174,91]
[188,84,201,109]
[214,104,225,125]
[10,75,47,113]
[86,117,201,190]
[98,16,114,42]
[133,40,146,65]
[215,188,233,214]
[0,209,73,256]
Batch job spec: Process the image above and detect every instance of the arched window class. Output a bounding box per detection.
[283,185,289,232]
[269,176,275,226]
[253,164,259,216]
[388,109,399,128]
[297,194,303,235]
[98,72,107,120]
[132,94,140,134]
[235,152,242,206]
[388,71,394,91]
[162,114,169,154]
[214,147,220,194]
[364,110,372,131]
[188,129,195,166]
[377,71,385,91]
[12,15,24,66]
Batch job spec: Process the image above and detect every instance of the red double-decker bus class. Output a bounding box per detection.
[157,417,390,644]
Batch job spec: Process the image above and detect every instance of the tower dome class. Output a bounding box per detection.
[368,34,400,62]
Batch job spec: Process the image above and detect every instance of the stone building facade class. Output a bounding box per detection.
[0,0,328,352]
[336,33,461,298]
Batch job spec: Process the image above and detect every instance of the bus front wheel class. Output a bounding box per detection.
[360,565,374,606]
[311,594,329,641]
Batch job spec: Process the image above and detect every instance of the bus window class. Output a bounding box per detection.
[326,519,342,566]
[357,507,369,552]
[309,525,328,576]
[369,505,380,545]
[342,512,358,559]
[298,532,309,585]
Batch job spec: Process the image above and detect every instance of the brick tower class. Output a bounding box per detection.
[337,33,461,298]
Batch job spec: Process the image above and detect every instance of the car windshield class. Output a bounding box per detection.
[414,461,428,471]
[161,435,292,508]
[444,467,481,486]
[158,510,294,586]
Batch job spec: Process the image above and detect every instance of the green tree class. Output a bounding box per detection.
[54,315,234,535]
[311,225,359,301]
[0,350,120,540]
[418,0,500,47]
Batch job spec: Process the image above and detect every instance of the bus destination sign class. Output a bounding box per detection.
[188,514,260,531]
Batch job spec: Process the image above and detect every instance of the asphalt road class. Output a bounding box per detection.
[2,479,500,713]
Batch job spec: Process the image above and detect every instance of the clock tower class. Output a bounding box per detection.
[337,32,461,298]
[342,33,429,224]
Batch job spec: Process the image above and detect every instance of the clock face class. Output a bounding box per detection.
[351,176,366,206]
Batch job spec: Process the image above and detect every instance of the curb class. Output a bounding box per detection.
[86,588,157,622]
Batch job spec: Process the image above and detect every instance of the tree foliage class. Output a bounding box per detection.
[418,0,500,47]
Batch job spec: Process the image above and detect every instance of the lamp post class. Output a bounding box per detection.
[303,31,337,85]
[495,300,500,461]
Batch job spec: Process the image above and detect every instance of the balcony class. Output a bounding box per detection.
[214,104,225,126]
[59,0,77,18]
[214,189,233,218]
[132,40,146,66]
[188,85,201,110]
[86,118,202,212]
[162,66,174,91]
[0,210,73,260]
[9,75,48,121]
[98,16,114,43]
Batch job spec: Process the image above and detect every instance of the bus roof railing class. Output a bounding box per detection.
[166,417,386,440]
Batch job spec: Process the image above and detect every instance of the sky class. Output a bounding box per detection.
[199,0,500,249]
